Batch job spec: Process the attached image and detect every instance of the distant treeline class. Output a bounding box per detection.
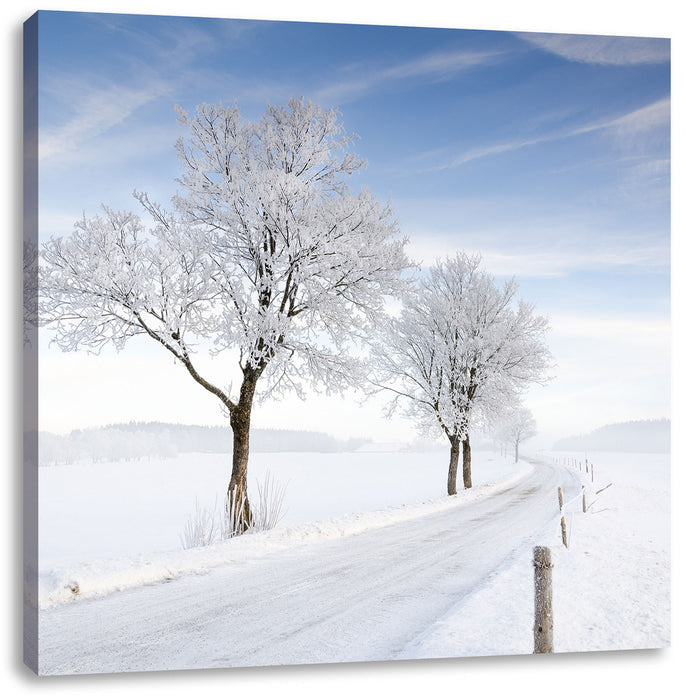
[38,422,369,465]
[553,418,670,454]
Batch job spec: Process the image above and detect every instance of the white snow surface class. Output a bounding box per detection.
[37,450,528,607]
[35,449,669,674]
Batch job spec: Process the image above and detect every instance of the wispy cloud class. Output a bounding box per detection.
[90,13,248,69]
[39,15,248,166]
[40,79,172,163]
[426,97,669,172]
[604,98,671,151]
[477,246,668,278]
[518,33,670,66]
[405,237,669,277]
[617,157,670,198]
[314,48,506,105]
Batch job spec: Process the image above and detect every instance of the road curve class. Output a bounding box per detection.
[38,459,579,674]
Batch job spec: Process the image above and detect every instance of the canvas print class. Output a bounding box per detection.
[23,10,670,675]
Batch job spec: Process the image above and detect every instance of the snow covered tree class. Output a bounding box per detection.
[372,253,551,493]
[493,405,537,462]
[40,97,409,532]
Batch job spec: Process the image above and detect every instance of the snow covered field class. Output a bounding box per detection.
[38,448,519,569]
[38,449,527,604]
[35,448,669,673]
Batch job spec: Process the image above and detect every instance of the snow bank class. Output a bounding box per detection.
[38,458,532,609]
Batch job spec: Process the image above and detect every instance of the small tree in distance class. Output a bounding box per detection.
[372,253,551,494]
[41,97,409,533]
[494,405,537,462]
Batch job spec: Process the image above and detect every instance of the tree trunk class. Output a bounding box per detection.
[447,436,460,496]
[462,433,472,489]
[515,438,519,463]
[226,369,260,535]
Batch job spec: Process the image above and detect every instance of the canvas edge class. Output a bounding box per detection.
[23,9,39,676]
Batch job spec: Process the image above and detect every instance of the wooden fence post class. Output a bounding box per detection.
[557,487,568,548]
[533,546,554,653]
[560,516,568,548]
[582,486,587,513]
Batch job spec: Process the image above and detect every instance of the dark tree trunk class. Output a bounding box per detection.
[515,438,519,463]
[462,433,472,489]
[227,369,260,534]
[447,436,460,496]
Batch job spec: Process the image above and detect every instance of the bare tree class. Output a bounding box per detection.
[40,97,409,532]
[372,253,551,493]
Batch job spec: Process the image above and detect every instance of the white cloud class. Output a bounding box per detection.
[426,97,670,172]
[602,98,671,154]
[40,80,171,163]
[519,33,670,66]
[549,313,670,345]
[314,48,505,105]
[379,48,505,80]
[42,121,180,174]
[405,236,669,277]
[91,12,238,68]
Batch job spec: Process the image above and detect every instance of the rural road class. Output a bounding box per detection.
[38,459,579,674]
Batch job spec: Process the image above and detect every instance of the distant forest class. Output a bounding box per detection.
[552,419,670,453]
[38,422,369,465]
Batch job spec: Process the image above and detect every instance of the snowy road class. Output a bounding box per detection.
[38,459,578,674]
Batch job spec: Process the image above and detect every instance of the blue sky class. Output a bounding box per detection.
[36,10,671,445]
